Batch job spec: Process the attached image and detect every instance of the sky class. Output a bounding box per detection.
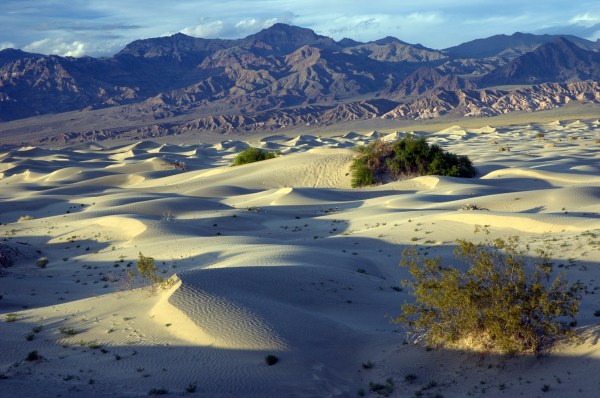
[1,1,600,57]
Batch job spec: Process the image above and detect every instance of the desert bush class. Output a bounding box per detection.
[185,382,197,393]
[137,252,164,286]
[4,313,18,322]
[36,257,49,268]
[18,215,33,222]
[265,354,279,366]
[59,327,78,336]
[350,136,475,187]
[0,243,20,268]
[351,161,377,187]
[25,350,40,361]
[161,158,187,171]
[148,387,169,395]
[232,147,278,166]
[394,237,583,355]
[369,378,394,397]
[136,252,175,291]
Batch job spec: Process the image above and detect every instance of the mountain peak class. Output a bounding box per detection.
[0,48,42,63]
[479,36,600,86]
[374,36,407,45]
[445,32,599,59]
[243,23,338,53]
[338,38,362,48]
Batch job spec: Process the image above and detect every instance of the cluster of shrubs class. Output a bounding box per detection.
[232,147,279,166]
[350,135,476,187]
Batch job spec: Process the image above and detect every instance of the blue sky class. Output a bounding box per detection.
[1,0,600,57]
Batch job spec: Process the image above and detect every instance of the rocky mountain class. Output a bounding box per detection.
[443,32,600,59]
[382,81,600,120]
[3,24,600,144]
[342,37,447,63]
[479,37,600,86]
[0,53,141,120]
[382,67,476,99]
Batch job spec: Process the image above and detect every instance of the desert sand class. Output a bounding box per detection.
[1,120,600,397]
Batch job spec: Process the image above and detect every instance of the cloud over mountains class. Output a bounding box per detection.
[1,1,600,57]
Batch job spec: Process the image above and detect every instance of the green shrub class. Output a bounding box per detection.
[4,313,18,322]
[350,136,475,187]
[135,253,175,291]
[394,237,583,355]
[232,147,278,166]
[351,162,377,187]
[59,327,78,336]
[137,252,164,286]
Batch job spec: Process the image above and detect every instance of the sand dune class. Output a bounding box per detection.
[1,120,600,397]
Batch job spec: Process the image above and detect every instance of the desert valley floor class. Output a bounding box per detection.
[1,120,600,397]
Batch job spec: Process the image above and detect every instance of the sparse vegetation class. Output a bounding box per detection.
[461,204,489,211]
[18,215,33,222]
[369,378,394,397]
[395,237,583,354]
[25,350,40,361]
[88,342,102,349]
[232,147,278,166]
[136,252,173,290]
[362,360,374,369]
[36,256,49,268]
[59,327,78,336]
[541,384,550,392]
[185,382,197,393]
[148,387,169,395]
[265,354,279,366]
[4,313,18,322]
[161,158,187,171]
[350,136,475,187]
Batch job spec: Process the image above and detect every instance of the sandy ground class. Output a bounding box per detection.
[1,120,600,397]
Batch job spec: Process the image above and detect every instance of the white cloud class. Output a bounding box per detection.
[0,41,16,50]
[235,18,260,30]
[569,12,600,27]
[24,38,87,57]
[589,29,600,41]
[406,12,443,24]
[181,20,224,38]
[234,17,281,35]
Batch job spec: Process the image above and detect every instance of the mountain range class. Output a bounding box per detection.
[2,23,600,144]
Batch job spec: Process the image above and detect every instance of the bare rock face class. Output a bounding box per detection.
[342,37,447,63]
[382,81,600,120]
[383,67,476,99]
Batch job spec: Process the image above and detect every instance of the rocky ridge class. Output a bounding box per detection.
[2,24,600,144]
